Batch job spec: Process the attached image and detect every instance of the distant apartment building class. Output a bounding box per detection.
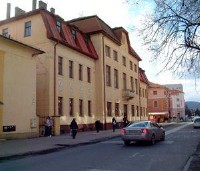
[0,35,43,139]
[164,84,185,119]
[0,1,148,135]
[148,82,170,122]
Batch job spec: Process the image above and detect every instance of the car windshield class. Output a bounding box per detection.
[128,121,148,128]
[194,118,200,122]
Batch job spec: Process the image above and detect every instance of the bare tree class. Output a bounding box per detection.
[127,0,200,78]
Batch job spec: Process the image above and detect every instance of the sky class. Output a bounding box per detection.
[0,0,200,102]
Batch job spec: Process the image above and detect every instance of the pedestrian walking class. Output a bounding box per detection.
[45,116,53,137]
[112,117,117,132]
[95,120,101,133]
[123,116,128,127]
[70,118,78,139]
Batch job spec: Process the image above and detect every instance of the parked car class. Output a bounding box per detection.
[193,117,200,128]
[192,116,200,122]
[121,121,165,146]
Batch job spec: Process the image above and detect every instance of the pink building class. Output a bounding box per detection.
[169,89,185,119]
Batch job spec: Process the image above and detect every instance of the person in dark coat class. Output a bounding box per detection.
[112,117,117,132]
[95,120,101,133]
[123,116,128,127]
[45,116,53,137]
[70,118,78,139]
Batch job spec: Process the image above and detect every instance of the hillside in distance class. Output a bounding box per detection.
[186,101,200,110]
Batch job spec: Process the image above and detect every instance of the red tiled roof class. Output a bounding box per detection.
[169,89,184,95]
[68,16,141,61]
[40,11,98,59]
[149,82,167,89]
[0,9,98,60]
[139,68,149,84]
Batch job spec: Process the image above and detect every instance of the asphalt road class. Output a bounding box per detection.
[0,123,199,171]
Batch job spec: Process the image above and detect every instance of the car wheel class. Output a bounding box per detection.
[150,135,155,145]
[161,132,165,141]
[124,140,130,146]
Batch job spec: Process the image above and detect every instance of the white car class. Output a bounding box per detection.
[193,117,200,128]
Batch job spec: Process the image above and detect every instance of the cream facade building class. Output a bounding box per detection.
[0,1,148,135]
[0,35,43,139]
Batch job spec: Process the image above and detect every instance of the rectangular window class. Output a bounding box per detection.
[154,101,158,107]
[69,98,74,117]
[122,56,126,66]
[2,28,8,37]
[106,65,111,86]
[136,106,139,117]
[134,64,138,73]
[153,91,157,95]
[135,79,138,94]
[58,56,63,75]
[105,45,111,57]
[24,21,31,37]
[124,104,128,117]
[107,102,112,116]
[58,97,63,116]
[69,60,73,78]
[114,69,119,89]
[115,103,119,116]
[72,29,76,41]
[79,99,83,116]
[88,100,92,117]
[131,105,135,116]
[123,73,127,89]
[113,50,118,61]
[56,20,61,33]
[130,76,134,92]
[79,64,83,81]
[140,107,142,116]
[130,61,133,70]
[87,67,91,83]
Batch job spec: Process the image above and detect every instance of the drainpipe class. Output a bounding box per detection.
[138,70,142,121]
[54,42,59,116]
[102,36,107,130]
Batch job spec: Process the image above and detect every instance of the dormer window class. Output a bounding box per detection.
[24,21,31,37]
[84,35,89,44]
[56,20,61,33]
[2,28,9,37]
[72,29,76,40]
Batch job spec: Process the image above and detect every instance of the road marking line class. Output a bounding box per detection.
[166,123,192,136]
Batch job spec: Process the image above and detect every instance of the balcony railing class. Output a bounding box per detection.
[122,89,134,99]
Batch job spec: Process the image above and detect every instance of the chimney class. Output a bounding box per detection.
[39,1,47,10]
[15,7,26,17]
[50,7,55,14]
[32,0,37,10]
[7,3,11,19]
